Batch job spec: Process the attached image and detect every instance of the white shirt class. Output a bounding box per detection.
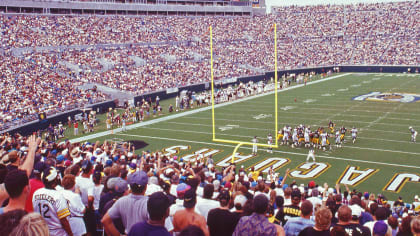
[59,189,86,236]
[93,184,104,210]
[33,188,70,236]
[196,197,220,220]
[75,176,94,206]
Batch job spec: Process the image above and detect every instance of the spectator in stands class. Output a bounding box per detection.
[128,192,171,236]
[283,200,314,236]
[0,209,28,235]
[196,183,219,220]
[364,207,392,235]
[1,169,29,214]
[60,174,86,236]
[411,216,420,236]
[348,204,371,236]
[102,170,149,236]
[10,212,50,236]
[298,207,332,236]
[207,189,239,236]
[173,188,209,236]
[233,194,284,236]
[179,225,206,236]
[25,162,46,212]
[278,189,302,225]
[397,216,413,236]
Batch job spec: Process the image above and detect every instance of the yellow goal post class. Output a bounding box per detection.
[209,24,279,162]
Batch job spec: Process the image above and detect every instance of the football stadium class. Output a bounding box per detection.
[0,0,419,235]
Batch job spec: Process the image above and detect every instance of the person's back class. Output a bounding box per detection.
[207,190,239,236]
[128,192,171,236]
[298,207,332,236]
[284,200,314,236]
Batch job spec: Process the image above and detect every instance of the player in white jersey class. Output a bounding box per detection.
[320,132,328,151]
[267,133,273,153]
[291,128,298,148]
[252,136,258,155]
[335,130,341,147]
[33,167,73,236]
[409,126,417,142]
[282,126,289,145]
[351,127,358,143]
[306,148,316,163]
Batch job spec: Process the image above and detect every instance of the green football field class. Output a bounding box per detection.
[74,73,420,201]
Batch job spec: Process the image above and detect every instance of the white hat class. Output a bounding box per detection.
[415,195,419,200]
[349,204,363,217]
[234,195,247,208]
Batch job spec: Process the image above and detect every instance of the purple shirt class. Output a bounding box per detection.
[233,213,277,236]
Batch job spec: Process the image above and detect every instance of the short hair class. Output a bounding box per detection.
[388,216,398,229]
[275,196,284,208]
[284,187,292,197]
[147,192,170,221]
[315,207,332,230]
[330,226,348,236]
[411,216,420,234]
[179,225,205,236]
[301,200,313,216]
[4,169,29,198]
[61,174,76,190]
[130,183,146,194]
[375,207,387,221]
[0,209,27,235]
[110,164,120,177]
[253,194,269,214]
[337,205,352,222]
[203,184,214,199]
[10,212,49,236]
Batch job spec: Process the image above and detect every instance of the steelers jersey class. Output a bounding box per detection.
[33,188,71,236]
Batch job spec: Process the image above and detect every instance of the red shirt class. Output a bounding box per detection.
[25,178,44,212]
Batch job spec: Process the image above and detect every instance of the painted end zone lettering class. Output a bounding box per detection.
[162,145,190,157]
[289,162,330,179]
[216,153,254,167]
[383,173,420,193]
[253,157,290,173]
[336,166,379,186]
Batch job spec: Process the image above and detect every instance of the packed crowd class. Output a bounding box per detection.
[0,1,418,130]
[0,133,419,236]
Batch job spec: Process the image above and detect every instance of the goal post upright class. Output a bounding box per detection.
[210,24,279,163]
[210,25,216,140]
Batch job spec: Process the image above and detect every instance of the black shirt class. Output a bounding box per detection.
[207,208,240,236]
[298,227,330,236]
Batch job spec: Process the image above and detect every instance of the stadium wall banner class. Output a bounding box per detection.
[166,87,179,94]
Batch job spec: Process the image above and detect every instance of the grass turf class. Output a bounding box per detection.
[75,73,420,201]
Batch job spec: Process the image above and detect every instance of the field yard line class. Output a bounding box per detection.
[183,115,414,128]
[115,133,420,169]
[366,103,404,128]
[163,121,419,143]
[69,73,352,143]
[141,124,420,146]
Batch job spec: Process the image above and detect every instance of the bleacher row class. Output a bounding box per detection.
[0,0,418,130]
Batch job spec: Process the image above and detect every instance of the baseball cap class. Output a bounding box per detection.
[373,221,388,236]
[217,189,231,202]
[105,159,113,167]
[56,155,65,163]
[183,188,197,209]
[234,195,247,208]
[128,171,148,188]
[349,204,363,217]
[65,160,72,167]
[308,180,315,188]
[415,195,419,200]
[176,183,191,198]
[114,178,128,193]
[42,167,58,183]
[129,163,137,173]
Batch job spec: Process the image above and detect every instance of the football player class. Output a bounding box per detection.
[267,133,273,153]
[252,136,258,155]
[277,128,284,143]
[340,126,347,143]
[328,120,335,133]
[320,131,328,151]
[351,127,358,143]
[306,147,316,163]
[335,130,341,147]
[409,126,417,142]
[33,167,73,236]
